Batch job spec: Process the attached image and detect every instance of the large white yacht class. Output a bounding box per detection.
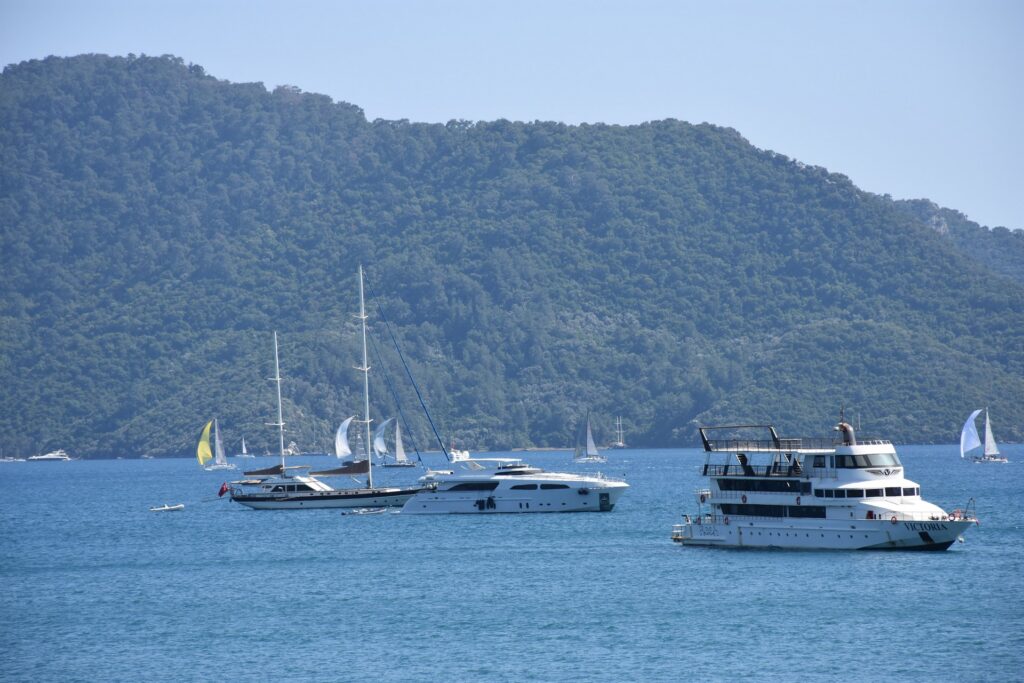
[401,458,628,514]
[27,449,72,462]
[672,422,978,550]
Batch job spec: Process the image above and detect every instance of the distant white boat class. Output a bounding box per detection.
[334,416,356,459]
[961,408,1008,463]
[610,416,626,449]
[150,503,185,512]
[574,411,607,463]
[383,420,416,468]
[197,419,237,471]
[28,449,71,462]
[373,417,395,459]
[235,436,255,458]
[449,438,471,462]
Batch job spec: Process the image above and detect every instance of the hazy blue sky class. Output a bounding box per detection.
[2,0,1021,230]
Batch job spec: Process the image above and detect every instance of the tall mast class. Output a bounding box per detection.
[358,265,374,488]
[270,331,286,470]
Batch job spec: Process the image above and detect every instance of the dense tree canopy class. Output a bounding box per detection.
[1,54,1022,457]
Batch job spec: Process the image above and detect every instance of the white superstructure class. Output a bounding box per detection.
[672,422,977,551]
[401,458,628,514]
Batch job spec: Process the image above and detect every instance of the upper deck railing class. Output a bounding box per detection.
[702,437,837,453]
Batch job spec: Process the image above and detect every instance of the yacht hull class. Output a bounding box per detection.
[231,487,420,510]
[671,517,975,550]
[402,484,627,514]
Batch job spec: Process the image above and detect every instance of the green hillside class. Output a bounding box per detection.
[1,54,1022,457]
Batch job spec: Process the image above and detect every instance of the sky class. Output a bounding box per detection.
[2,0,1022,230]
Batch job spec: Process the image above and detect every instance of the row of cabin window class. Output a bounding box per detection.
[717,478,811,493]
[813,486,919,499]
[718,503,826,519]
[270,484,315,492]
[446,482,571,492]
[810,453,902,469]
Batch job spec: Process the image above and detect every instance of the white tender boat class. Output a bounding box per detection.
[401,458,628,514]
[672,422,978,551]
[150,503,185,512]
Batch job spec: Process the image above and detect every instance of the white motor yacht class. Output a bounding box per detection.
[27,449,72,461]
[672,422,978,550]
[401,458,628,514]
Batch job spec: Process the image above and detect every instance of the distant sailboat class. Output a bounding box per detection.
[373,418,395,459]
[198,418,236,471]
[334,416,355,459]
[383,420,416,467]
[610,416,626,449]
[236,436,255,458]
[574,411,607,463]
[961,408,1008,463]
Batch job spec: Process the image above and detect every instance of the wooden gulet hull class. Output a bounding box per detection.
[231,487,421,510]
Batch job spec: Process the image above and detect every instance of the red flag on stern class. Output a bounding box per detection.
[218,482,229,497]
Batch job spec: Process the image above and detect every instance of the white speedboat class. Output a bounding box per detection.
[401,458,628,514]
[150,503,185,512]
[27,449,72,461]
[672,422,978,551]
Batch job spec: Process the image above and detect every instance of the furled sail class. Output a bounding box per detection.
[373,418,394,457]
[335,416,355,459]
[197,420,213,467]
[960,409,983,459]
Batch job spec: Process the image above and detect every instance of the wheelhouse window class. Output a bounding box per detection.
[824,490,835,498]
[844,489,863,498]
[902,487,918,496]
[885,487,902,496]
[833,490,846,498]
[865,489,883,498]
[812,456,825,468]
[836,453,902,468]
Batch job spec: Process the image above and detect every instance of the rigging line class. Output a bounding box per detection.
[365,279,451,463]
[366,327,424,462]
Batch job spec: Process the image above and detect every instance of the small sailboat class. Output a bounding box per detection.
[961,408,1008,463]
[197,418,237,471]
[235,436,255,458]
[373,418,395,460]
[335,416,355,459]
[383,420,416,467]
[574,411,607,463]
[610,416,626,449]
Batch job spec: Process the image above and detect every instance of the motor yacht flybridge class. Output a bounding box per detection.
[401,458,628,514]
[672,422,977,550]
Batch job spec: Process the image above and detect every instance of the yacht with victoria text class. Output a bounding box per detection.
[672,421,977,550]
[401,458,628,514]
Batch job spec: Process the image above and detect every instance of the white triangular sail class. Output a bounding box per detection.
[394,421,407,463]
[984,409,1000,456]
[213,419,228,466]
[241,437,248,455]
[585,416,599,457]
[960,409,983,459]
[373,417,394,457]
[335,416,355,459]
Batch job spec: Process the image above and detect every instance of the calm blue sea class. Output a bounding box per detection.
[1,444,1022,683]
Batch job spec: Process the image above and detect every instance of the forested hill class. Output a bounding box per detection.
[2,54,1022,458]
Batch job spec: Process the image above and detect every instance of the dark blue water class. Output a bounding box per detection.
[2,445,1021,682]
